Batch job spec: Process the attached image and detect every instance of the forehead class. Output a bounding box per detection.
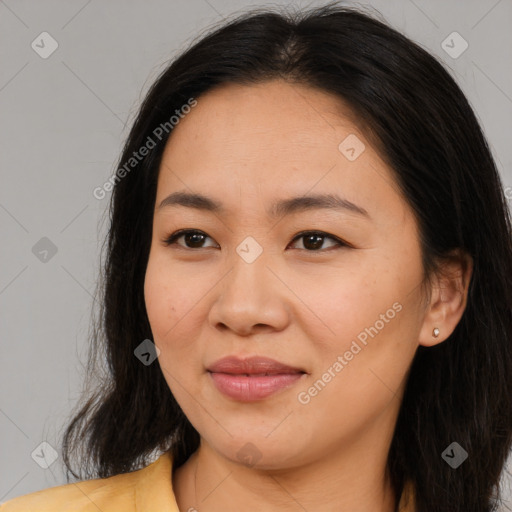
[164,80,362,154]
[156,80,405,220]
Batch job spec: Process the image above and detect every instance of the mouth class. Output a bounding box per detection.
[206,355,308,402]
[206,355,306,375]
[207,369,307,402]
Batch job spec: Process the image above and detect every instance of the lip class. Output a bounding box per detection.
[207,355,306,375]
[207,356,307,402]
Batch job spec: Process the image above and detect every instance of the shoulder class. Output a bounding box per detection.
[0,466,142,512]
[398,479,416,512]
[0,451,178,512]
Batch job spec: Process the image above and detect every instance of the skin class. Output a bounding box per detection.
[144,79,472,512]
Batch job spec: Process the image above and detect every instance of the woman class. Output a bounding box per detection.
[2,3,511,511]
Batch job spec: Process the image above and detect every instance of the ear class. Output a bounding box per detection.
[418,249,473,347]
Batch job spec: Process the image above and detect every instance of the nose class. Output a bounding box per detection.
[208,249,290,337]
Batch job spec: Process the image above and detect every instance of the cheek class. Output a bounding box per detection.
[303,258,421,397]
[144,256,170,338]
[143,252,207,369]
[143,253,188,358]
[296,262,397,349]
[144,257,194,399]
[294,300,417,443]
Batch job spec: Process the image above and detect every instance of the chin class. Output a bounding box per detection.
[213,438,304,471]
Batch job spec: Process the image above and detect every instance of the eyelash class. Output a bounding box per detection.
[161,229,350,252]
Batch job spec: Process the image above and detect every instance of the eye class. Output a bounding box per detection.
[162,229,349,252]
[162,229,218,249]
[288,231,348,251]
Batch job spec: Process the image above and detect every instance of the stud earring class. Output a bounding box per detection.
[432,327,440,338]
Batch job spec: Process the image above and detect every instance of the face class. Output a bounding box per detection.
[144,80,427,469]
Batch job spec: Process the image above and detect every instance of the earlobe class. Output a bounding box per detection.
[418,250,473,347]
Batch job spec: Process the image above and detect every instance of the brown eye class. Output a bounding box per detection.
[162,229,348,252]
[163,230,217,249]
[288,231,346,251]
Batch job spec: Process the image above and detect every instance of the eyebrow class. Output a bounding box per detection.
[157,191,370,219]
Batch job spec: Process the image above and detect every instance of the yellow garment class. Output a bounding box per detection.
[0,451,416,511]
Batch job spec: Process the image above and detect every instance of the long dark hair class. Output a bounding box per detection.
[61,3,512,511]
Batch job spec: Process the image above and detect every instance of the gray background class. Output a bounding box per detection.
[1,0,511,506]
